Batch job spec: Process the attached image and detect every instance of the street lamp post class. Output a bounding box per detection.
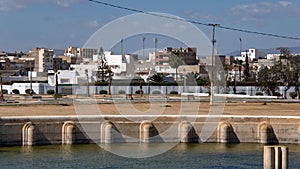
[209,23,220,105]
[29,61,33,96]
[0,72,3,102]
[108,67,112,95]
[85,69,90,97]
[55,71,60,96]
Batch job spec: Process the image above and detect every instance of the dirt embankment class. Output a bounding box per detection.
[1,102,299,117]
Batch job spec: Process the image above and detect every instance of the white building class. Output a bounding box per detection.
[48,51,138,85]
[266,54,281,60]
[235,49,265,61]
[93,51,136,76]
[47,64,98,90]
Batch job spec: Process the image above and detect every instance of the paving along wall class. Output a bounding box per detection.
[1,116,300,146]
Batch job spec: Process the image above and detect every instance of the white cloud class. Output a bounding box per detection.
[279,1,292,7]
[230,1,299,23]
[56,0,82,7]
[184,10,220,22]
[0,0,25,11]
[87,20,101,28]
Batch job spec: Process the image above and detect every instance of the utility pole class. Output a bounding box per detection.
[0,72,3,102]
[240,37,242,57]
[121,38,124,55]
[55,71,59,96]
[29,61,33,96]
[142,37,145,58]
[154,37,157,53]
[85,69,90,97]
[209,23,220,105]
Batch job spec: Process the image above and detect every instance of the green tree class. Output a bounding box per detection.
[185,72,198,85]
[257,66,278,96]
[97,47,110,82]
[169,52,183,81]
[149,74,164,83]
[277,48,300,98]
[233,59,243,82]
[243,52,250,81]
[97,47,112,95]
[258,47,300,97]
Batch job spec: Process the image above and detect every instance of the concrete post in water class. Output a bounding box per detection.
[140,121,153,143]
[264,146,288,169]
[298,125,300,144]
[22,122,35,146]
[178,121,192,143]
[62,121,75,145]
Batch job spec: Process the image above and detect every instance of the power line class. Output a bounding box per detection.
[88,0,300,41]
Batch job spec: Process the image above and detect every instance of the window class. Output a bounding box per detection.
[60,78,70,84]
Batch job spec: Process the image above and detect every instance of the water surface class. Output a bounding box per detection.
[1,143,300,168]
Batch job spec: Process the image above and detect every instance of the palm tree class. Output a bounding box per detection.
[169,52,183,81]
[149,74,164,83]
[233,59,243,82]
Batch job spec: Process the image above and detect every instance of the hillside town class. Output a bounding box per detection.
[0,45,299,99]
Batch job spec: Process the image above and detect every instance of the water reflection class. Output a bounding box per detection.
[21,146,33,154]
[61,145,73,160]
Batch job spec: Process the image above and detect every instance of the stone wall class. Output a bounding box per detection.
[1,116,299,146]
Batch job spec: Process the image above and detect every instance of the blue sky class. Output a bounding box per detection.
[1,0,300,55]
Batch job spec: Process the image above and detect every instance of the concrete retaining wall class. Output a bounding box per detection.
[1,116,300,146]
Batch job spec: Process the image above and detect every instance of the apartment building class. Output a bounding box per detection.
[25,48,54,72]
[64,46,98,59]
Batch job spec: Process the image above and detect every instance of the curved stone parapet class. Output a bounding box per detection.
[178,121,193,143]
[217,121,239,143]
[140,121,154,143]
[22,122,35,146]
[258,122,278,144]
[62,121,75,145]
[100,121,114,143]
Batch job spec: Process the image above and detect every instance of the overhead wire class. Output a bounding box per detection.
[88,0,300,41]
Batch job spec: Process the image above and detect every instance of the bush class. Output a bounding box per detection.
[25,89,35,94]
[152,90,161,94]
[12,89,20,94]
[99,90,108,94]
[135,90,143,95]
[118,90,126,94]
[237,92,247,95]
[53,93,62,99]
[255,92,263,96]
[47,90,55,95]
[170,91,178,95]
[274,92,281,97]
[2,89,8,94]
[289,92,297,99]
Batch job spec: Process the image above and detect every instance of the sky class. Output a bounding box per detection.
[1,0,300,55]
